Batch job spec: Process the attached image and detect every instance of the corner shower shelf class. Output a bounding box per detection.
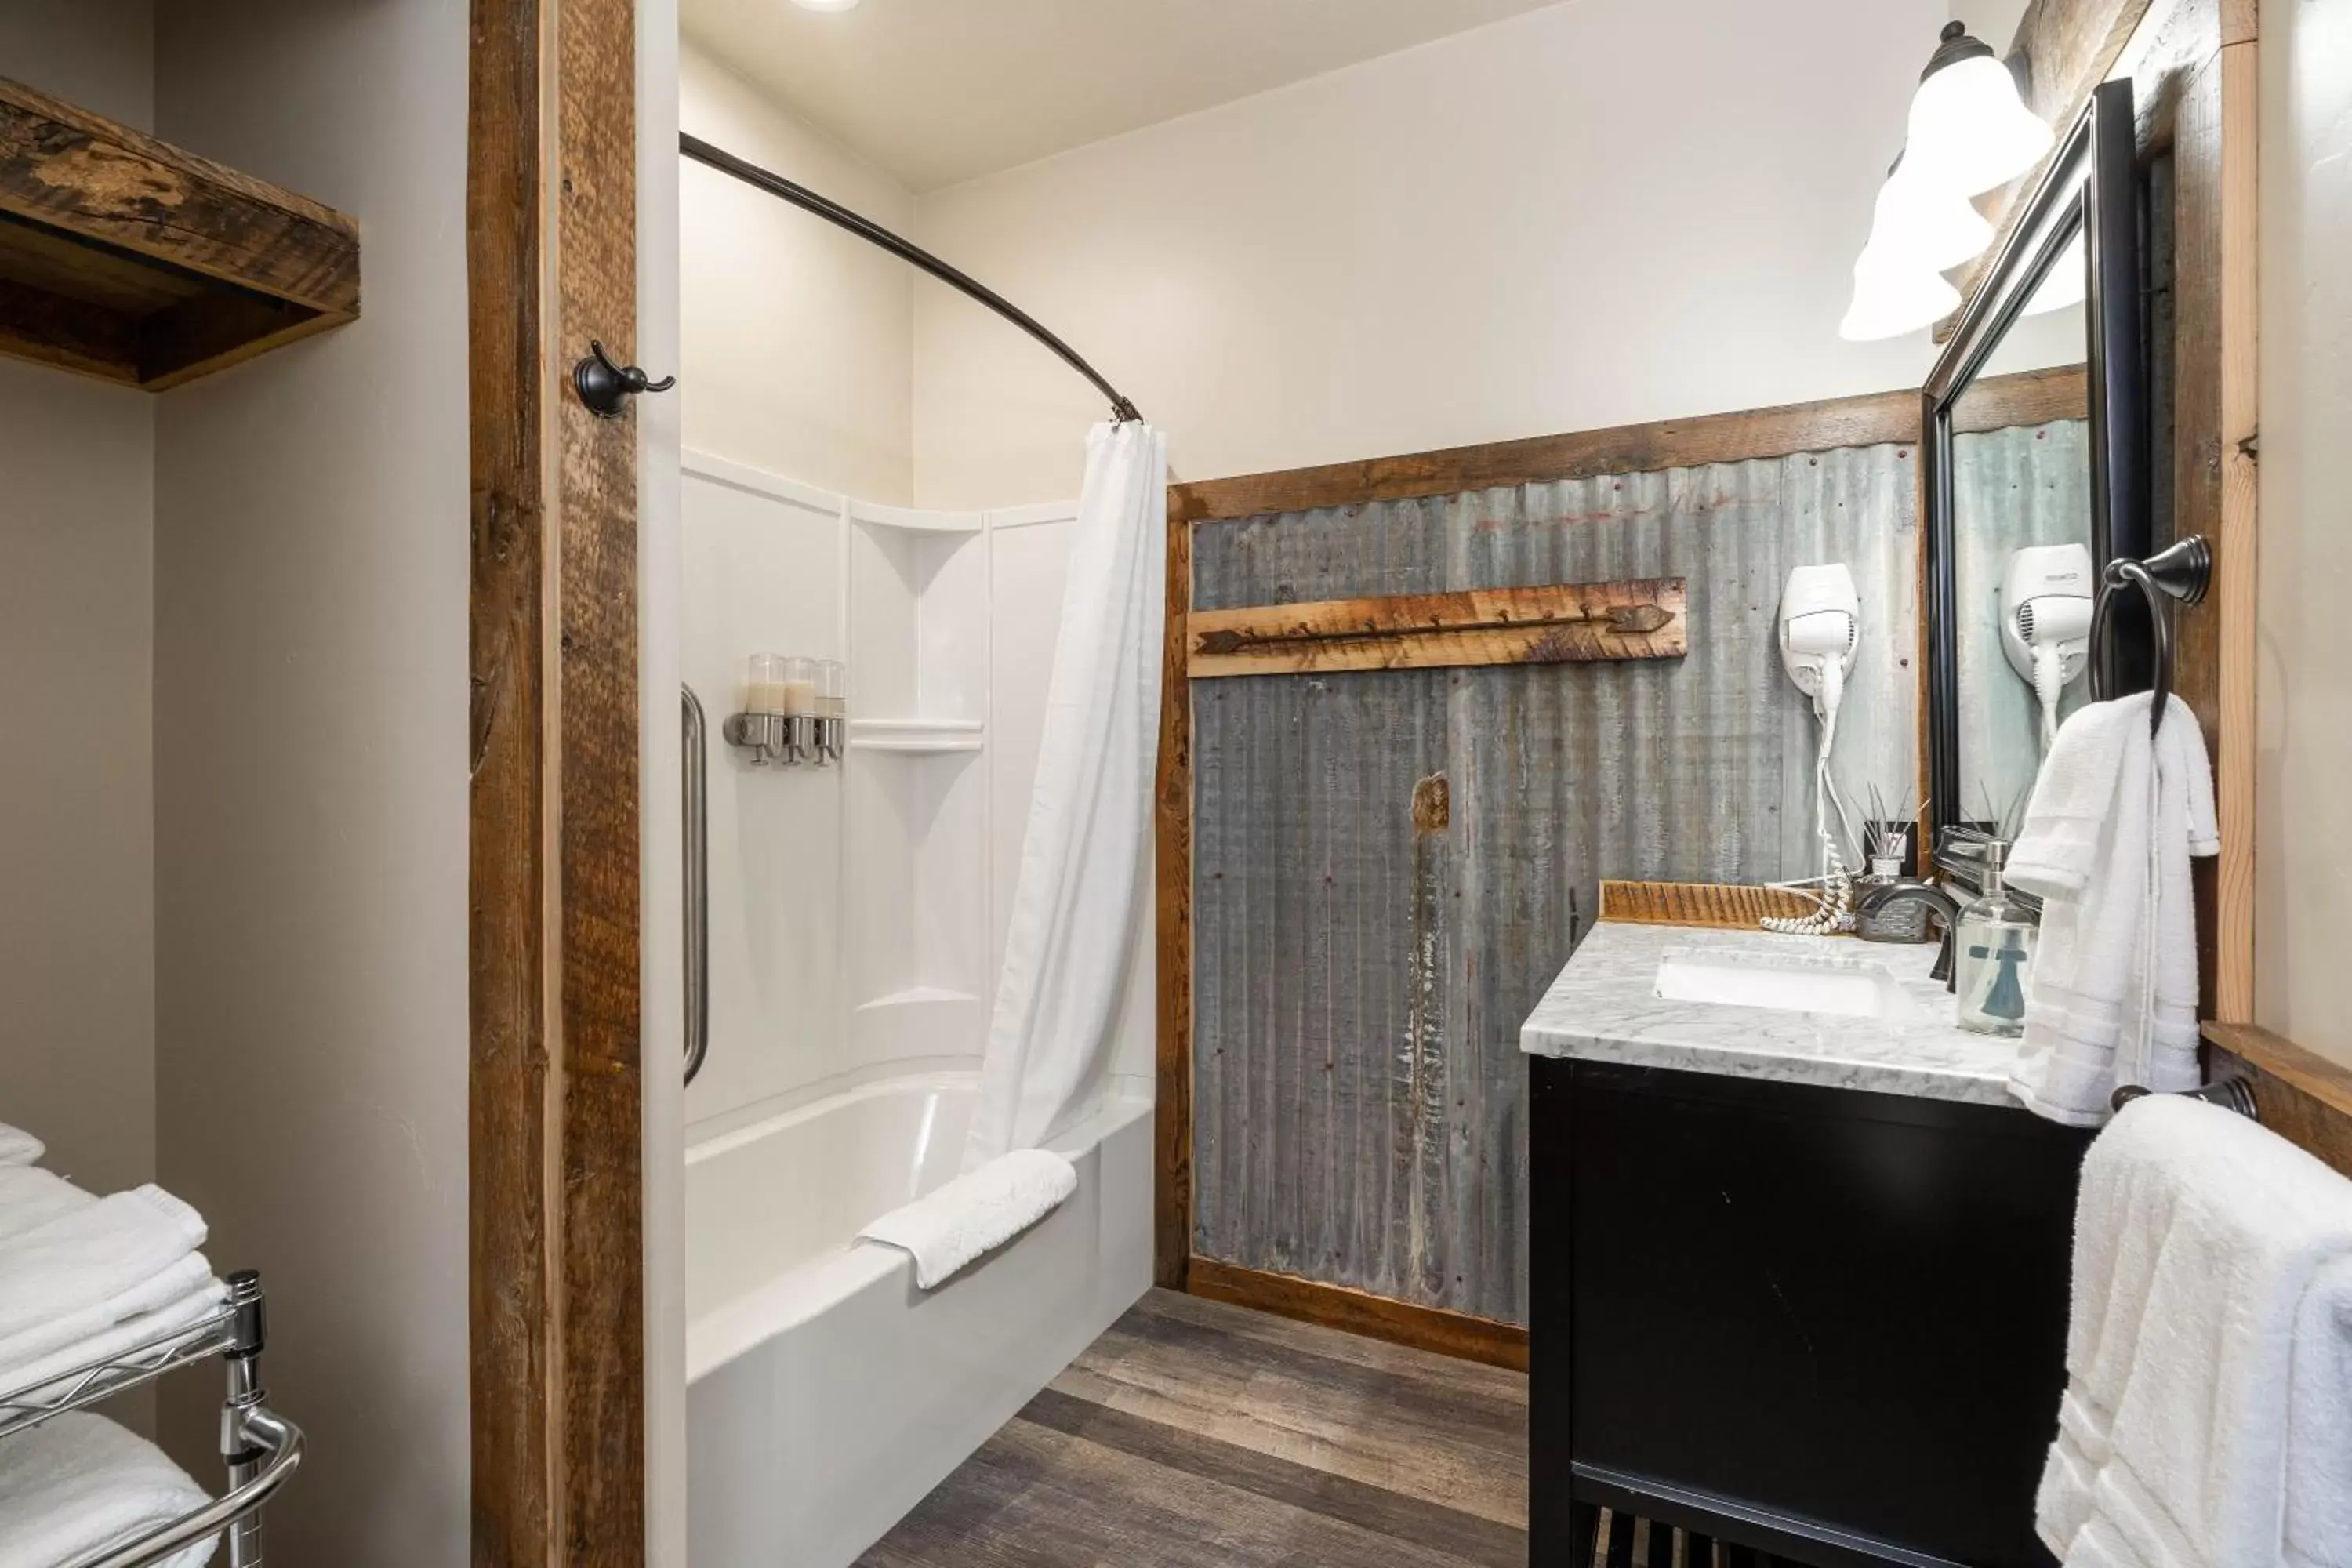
[0,77,361,389]
[848,719,985,754]
[855,986,983,1014]
[848,499,985,535]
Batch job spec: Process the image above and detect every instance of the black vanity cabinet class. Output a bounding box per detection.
[1530,1057,2094,1568]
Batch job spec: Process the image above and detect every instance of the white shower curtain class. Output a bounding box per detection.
[964,420,1167,1167]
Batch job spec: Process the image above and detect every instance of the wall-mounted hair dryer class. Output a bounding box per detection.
[1780,563,1861,721]
[1769,564,1863,935]
[1998,543,2093,749]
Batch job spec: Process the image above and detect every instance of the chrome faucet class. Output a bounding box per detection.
[1853,880,1963,991]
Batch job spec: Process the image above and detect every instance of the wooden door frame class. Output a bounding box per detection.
[469,0,647,1561]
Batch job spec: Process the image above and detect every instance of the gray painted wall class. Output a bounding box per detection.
[0,2,158,1242]
[152,2,471,1559]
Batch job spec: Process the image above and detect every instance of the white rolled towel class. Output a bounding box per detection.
[0,1412,216,1568]
[0,1121,42,1167]
[858,1149,1078,1290]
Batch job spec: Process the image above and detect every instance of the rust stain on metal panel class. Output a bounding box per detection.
[1411,771,1450,833]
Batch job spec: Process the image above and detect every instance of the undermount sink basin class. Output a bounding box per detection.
[1654,946,1929,1024]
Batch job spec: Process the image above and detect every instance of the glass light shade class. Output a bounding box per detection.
[1905,55,2055,196]
[2022,230,2088,316]
[1864,163,1994,272]
[1839,253,1962,342]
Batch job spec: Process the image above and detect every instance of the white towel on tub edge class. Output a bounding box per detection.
[857,1149,1079,1290]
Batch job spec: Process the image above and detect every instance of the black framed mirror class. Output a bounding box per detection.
[1923,77,2147,867]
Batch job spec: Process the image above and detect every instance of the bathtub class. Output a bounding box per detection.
[684,1073,1153,1566]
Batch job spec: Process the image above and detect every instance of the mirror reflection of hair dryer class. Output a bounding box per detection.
[1998,543,2093,750]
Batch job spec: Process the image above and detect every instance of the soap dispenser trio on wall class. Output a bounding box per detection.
[724,654,846,768]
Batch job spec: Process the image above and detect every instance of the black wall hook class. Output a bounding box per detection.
[573,340,676,419]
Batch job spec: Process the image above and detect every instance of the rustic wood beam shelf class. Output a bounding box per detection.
[1185,578,1688,678]
[0,78,359,390]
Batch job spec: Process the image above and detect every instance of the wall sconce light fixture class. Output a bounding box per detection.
[1838,20,2053,343]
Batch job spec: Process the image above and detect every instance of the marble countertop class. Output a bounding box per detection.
[1518,921,2029,1108]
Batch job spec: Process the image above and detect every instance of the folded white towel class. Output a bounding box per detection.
[0,1122,42,1167]
[0,1167,96,1245]
[858,1149,1078,1289]
[0,1272,229,1402]
[2010,693,2218,1125]
[0,1185,205,1344]
[0,1250,216,1381]
[0,1411,216,1568]
[2007,697,2136,897]
[2287,1256,2352,1566]
[2038,1095,2352,1567]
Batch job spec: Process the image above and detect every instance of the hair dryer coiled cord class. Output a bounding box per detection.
[1763,681,1857,936]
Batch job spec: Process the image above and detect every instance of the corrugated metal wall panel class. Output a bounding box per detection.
[1951,419,2094,825]
[1189,443,1924,1323]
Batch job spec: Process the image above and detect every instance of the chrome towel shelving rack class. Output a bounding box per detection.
[0,1269,303,1568]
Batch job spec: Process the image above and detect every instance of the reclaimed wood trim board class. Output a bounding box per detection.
[1597,880,1829,931]
[1155,511,1194,1290]
[2212,35,2258,1022]
[1186,1259,1530,1373]
[1167,369,2084,524]
[2205,1024,2352,1181]
[2153,3,2253,1023]
[466,0,554,1554]
[469,0,645,1558]
[0,75,361,388]
[1186,579,1687,679]
[1950,362,2090,430]
[552,0,648,1552]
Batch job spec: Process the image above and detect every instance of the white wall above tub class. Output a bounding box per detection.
[683,453,1114,1140]
[908,0,1957,509]
[681,42,916,504]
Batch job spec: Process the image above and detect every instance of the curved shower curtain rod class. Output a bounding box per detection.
[681,133,1145,426]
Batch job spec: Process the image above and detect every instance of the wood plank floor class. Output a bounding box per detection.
[855,1287,1528,1567]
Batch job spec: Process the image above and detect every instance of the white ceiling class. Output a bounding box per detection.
[680,0,1570,193]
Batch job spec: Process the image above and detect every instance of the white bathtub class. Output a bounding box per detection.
[684,1073,1153,1566]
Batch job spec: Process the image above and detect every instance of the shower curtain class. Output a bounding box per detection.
[965,420,1167,1167]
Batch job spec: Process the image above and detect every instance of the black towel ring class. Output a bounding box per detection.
[2088,534,2213,739]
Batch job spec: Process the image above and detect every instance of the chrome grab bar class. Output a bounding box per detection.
[683,684,710,1086]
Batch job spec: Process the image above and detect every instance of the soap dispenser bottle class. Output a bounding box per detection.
[1953,841,2037,1036]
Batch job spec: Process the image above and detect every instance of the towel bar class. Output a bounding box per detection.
[2111,1075,2258,1120]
